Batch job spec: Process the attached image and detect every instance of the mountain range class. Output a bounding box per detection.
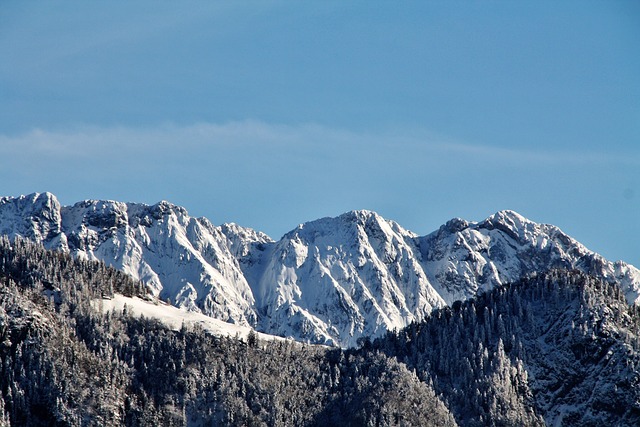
[1,237,638,425]
[1,192,638,347]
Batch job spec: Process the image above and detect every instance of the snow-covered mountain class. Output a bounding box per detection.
[1,193,261,327]
[1,192,639,347]
[418,210,640,305]
[255,210,446,346]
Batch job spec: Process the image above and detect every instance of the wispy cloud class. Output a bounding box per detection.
[1,121,637,168]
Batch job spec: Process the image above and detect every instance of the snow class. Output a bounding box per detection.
[96,294,286,342]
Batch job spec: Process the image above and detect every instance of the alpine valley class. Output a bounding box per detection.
[1,192,639,347]
[1,192,640,425]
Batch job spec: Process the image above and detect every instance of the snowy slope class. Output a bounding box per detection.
[96,294,285,343]
[1,192,639,347]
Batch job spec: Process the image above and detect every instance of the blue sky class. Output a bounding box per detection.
[1,1,639,266]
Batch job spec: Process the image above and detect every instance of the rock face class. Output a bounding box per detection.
[1,192,639,346]
[418,210,640,305]
[2,194,260,326]
[255,211,446,347]
[0,192,66,250]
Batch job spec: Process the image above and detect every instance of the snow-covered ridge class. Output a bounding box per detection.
[1,192,639,347]
[95,294,286,343]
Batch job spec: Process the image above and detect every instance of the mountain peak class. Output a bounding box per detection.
[285,210,413,245]
[478,209,538,242]
[0,192,64,248]
[341,209,377,220]
[439,217,470,234]
[484,209,530,227]
[29,191,59,203]
[1,191,60,210]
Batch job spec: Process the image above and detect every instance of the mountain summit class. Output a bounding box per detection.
[1,192,638,346]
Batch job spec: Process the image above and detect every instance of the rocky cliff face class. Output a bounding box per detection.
[417,210,640,305]
[254,210,446,346]
[2,194,259,326]
[1,192,639,346]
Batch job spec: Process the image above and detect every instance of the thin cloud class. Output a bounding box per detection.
[415,136,640,167]
[0,122,637,168]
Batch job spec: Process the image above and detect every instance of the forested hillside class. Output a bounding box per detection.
[1,236,639,426]
[373,269,640,425]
